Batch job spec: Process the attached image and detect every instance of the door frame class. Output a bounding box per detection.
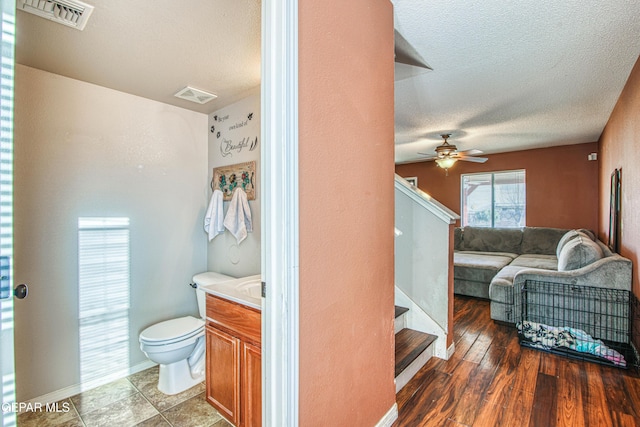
[261,0,300,425]
[0,0,16,425]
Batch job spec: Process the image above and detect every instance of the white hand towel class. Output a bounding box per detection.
[223,187,253,244]
[204,189,225,241]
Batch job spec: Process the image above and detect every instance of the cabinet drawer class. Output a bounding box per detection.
[206,294,261,345]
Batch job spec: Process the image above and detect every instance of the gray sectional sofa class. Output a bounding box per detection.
[453,226,633,324]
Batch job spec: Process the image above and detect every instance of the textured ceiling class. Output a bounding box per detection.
[15,1,640,161]
[16,0,261,114]
[393,0,640,163]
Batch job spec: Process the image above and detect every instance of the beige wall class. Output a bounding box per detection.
[298,0,396,425]
[599,55,640,296]
[14,65,208,401]
[207,90,261,277]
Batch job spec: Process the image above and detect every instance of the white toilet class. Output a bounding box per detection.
[139,271,234,395]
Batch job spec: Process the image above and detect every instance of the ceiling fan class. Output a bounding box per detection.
[418,134,488,174]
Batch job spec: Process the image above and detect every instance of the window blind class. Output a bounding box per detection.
[78,217,130,382]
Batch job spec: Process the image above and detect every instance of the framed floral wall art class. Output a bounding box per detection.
[212,161,256,201]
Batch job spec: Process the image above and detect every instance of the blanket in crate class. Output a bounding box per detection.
[517,320,626,367]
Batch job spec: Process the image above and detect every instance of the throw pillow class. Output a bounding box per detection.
[558,235,604,271]
[577,228,596,241]
[556,230,580,258]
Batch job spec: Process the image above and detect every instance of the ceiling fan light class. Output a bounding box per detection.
[436,157,457,169]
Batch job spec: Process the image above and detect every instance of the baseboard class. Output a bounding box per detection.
[375,403,398,427]
[26,360,156,405]
[446,342,455,359]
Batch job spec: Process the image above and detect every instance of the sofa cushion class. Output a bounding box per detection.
[488,265,531,302]
[458,227,523,254]
[454,252,516,283]
[454,227,463,250]
[455,250,519,259]
[558,235,604,271]
[521,227,568,255]
[510,254,558,270]
[556,230,581,257]
[454,279,491,299]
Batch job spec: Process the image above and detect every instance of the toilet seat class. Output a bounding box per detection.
[140,316,205,346]
[140,330,204,355]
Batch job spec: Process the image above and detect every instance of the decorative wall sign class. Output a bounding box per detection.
[212,161,256,201]
[211,110,259,158]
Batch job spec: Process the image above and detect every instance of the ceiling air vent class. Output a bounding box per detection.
[18,0,94,31]
[174,86,218,105]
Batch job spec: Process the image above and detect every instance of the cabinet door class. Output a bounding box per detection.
[206,326,240,426]
[242,342,262,427]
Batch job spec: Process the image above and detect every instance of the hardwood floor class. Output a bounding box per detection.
[394,296,640,427]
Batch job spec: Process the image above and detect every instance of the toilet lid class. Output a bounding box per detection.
[140,316,205,343]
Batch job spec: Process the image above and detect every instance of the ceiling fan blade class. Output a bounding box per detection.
[457,156,488,163]
[457,149,483,156]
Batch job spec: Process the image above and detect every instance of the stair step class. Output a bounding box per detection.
[394,305,410,334]
[395,305,409,319]
[395,328,437,378]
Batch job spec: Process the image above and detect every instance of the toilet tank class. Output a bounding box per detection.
[192,271,235,319]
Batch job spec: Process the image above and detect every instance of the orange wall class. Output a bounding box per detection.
[396,143,599,231]
[298,0,396,425]
[599,55,640,295]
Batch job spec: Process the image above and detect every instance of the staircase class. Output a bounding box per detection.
[394,305,437,392]
[393,175,457,392]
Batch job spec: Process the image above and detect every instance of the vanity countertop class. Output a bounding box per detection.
[197,273,262,311]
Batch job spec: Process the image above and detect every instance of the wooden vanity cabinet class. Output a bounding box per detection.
[242,341,262,427]
[206,326,240,423]
[206,294,261,427]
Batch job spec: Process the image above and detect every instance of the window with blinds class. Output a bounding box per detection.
[78,217,130,383]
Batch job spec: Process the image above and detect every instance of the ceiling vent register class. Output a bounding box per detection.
[174,86,218,105]
[18,0,94,31]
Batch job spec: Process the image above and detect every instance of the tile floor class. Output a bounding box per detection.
[17,366,232,427]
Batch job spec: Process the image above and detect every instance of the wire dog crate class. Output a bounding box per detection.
[517,280,633,368]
